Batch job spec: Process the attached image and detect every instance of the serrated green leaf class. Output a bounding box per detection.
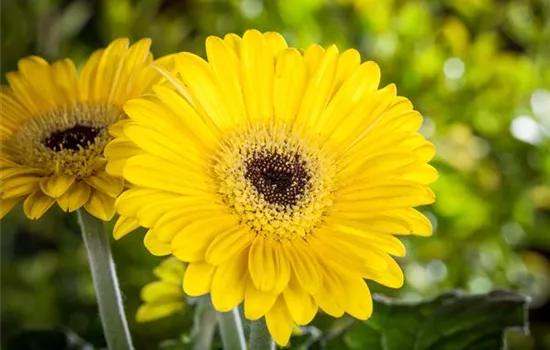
[325,290,529,350]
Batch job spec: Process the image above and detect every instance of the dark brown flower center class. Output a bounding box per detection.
[245,151,310,207]
[43,125,102,151]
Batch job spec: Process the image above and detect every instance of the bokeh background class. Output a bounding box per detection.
[1,0,550,349]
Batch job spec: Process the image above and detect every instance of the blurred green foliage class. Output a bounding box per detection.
[1,0,549,349]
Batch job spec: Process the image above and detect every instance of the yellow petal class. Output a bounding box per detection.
[265,296,294,347]
[154,257,186,284]
[273,49,307,125]
[85,172,124,197]
[249,235,290,293]
[364,255,404,289]
[23,191,55,219]
[240,29,275,122]
[340,275,373,320]
[1,196,22,218]
[1,174,41,199]
[211,249,248,312]
[205,226,255,265]
[284,239,322,294]
[144,229,171,256]
[183,262,216,297]
[312,262,346,317]
[83,190,116,221]
[244,280,278,320]
[171,215,240,262]
[283,276,318,325]
[173,52,236,129]
[57,181,92,212]
[113,215,140,240]
[295,45,339,130]
[136,302,185,323]
[39,175,76,198]
[205,36,247,125]
[141,281,183,303]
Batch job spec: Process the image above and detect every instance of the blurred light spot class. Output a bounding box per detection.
[443,57,464,79]
[530,89,550,122]
[471,137,490,159]
[424,211,438,233]
[240,0,263,18]
[373,33,397,59]
[510,115,546,145]
[420,116,435,138]
[468,276,492,293]
[406,263,430,290]
[426,260,447,281]
[501,222,524,246]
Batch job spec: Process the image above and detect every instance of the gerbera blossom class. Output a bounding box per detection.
[109,30,437,345]
[0,38,172,220]
[136,257,186,322]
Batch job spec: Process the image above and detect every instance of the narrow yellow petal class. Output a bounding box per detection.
[205,36,247,125]
[23,191,55,219]
[1,196,22,218]
[364,255,404,289]
[171,215,240,262]
[141,281,182,302]
[244,280,278,320]
[84,172,124,197]
[312,263,346,317]
[183,262,216,297]
[273,49,307,125]
[283,239,322,294]
[295,45,339,130]
[136,302,184,323]
[211,249,248,312]
[205,227,255,265]
[240,29,275,122]
[83,190,116,221]
[340,275,373,320]
[153,257,186,284]
[39,175,76,198]
[57,181,92,212]
[144,229,171,256]
[249,236,290,293]
[113,215,140,240]
[283,276,318,325]
[1,174,41,199]
[265,296,294,347]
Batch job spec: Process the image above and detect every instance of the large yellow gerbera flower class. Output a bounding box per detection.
[0,38,172,220]
[109,30,437,345]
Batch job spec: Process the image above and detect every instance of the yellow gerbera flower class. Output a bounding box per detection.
[136,257,186,322]
[109,30,437,345]
[0,38,172,221]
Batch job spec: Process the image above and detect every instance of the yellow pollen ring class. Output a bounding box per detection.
[4,102,121,178]
[214,124,335,240]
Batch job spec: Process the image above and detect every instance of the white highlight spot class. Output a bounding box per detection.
[240,0,263,18]
[510,115,546,145]
[443,57,465,79]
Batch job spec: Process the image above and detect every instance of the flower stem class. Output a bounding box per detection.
[249,318,275,350]
[216,308,246,350]
[77,209,134,350]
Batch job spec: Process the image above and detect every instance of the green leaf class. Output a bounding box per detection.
[330,290,529,350]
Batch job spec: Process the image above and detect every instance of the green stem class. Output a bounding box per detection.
[77,210,134,350]
[249,318,275,350]
[216,308,246,350]
[192,298,217,350]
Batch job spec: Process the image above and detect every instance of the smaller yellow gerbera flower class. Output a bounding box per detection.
[0,38,173,221]
[136,257,186,322]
